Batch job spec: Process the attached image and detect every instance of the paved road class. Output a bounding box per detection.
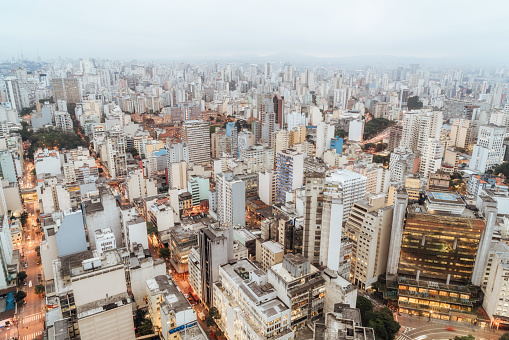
[396,315,503,340]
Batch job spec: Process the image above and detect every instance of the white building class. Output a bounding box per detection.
[348,119,364,142]
[169,161,187,190]
[94,228,116,254]
[166,142,189,164]
[326,169,366,222]
[34,148,62,178]
[316,122,335,158]
[213,259,294,340]
[258,170,276,206]
[215,172,245,227]
[483,252,509,321]
[470,125,506,173]
[126,169,158,202]
[242,145,274,173]
[182,120,210,165]
[276,149,304,203]
[420,138,444,178]
[285,111,308,131]
[54,111,74,132]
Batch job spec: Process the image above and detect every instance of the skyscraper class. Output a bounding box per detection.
[51,78,82,104]
[182,120,211,165]
[276,149,304,203]
[215,172,246,227]
[470,125,506,173]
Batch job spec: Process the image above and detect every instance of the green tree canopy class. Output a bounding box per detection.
[127,147,139,158]
[209,307,221,320]
[500,332,509,340]
[334,128,348,139]
[158,247,170,260]
[20,211,28,226]
[34,284,45,295]
[454,335,475,340]
[147,222,158,236]
[17,271,27,284]
[15,291,26,303]
[357,296,400,340]
[494,162,509,180]
[363,118,395,141]
[407,96,423,110]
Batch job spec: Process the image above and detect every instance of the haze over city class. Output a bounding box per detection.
[2,0,509,63]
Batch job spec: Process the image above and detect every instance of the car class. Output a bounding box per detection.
[445,327,456,331]
[27,236,30,240]
[24,263,27,269]
[209,332,216,338]
[23,281,27,286]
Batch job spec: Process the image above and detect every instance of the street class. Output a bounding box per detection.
[396,314,504,340]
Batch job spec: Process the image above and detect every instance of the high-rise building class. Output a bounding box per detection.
[166,142,189,164]
[470,125,506,173]
[225,122,238,157]
[215,172,246,227]
[419,138,444,178]
[450,119,472,148]
[3,77,23,111]
[54,111,74,131]
[258,170,276,206]
[101,132,127,178]
[196,224,234,307]
[242,144,274,173]
[51,78,82,104]
[316,122,335,158]
[326,169,366,222]
[182,120,211,165]
[276,149,304,203]
[388,124,403,151]
[261,112,277,145]
[168,161,187,190]
[213,259,294,339]
[268,254,325,328]
[400,110,442,153]
[345,199,393,289]
[273,94,284,127]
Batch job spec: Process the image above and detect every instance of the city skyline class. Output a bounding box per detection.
[2,0,509,64]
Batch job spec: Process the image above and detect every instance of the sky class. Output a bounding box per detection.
[1,0,509,63]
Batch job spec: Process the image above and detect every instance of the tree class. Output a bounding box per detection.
[20,212,28,226]
[127,147,139,158]
[454,336,475,340]
[35,246,41,257]
[363,118,395,140]
[34,284,45,295]
[17,271,27,284]
[146,222,158,236]
[373,154,391,166]
[158,247,171,260]
[494,162,509,180]
[334,128,348,139]
[500,332,509,340]
[31,168,36,176]
[209,307,221,320]
[356,296,373,325]
[15,291,26,303]
[407,96,423,110]
[205,315,216,327]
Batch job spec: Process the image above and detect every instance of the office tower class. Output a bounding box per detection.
[182,120,210,165]
[264,62,271,79]
[168,102,201,121]
[196,224,234,307]
[267,254,325,328]
[3,77,23,110]
[389,147,418,184]
[168,161,187,190]
[399,87,409,109]
[470,125,506,173]
[400,110,442,152]
[386,190,407,277]
[261,112,276,145]
[102,132,127,178]
[51,78,82,104]
[393,193,492,320]
[215,172,246,227]
[374,102,389,119]
[258,170,276,206]
[388,124,403,151]
[242,145,274,173]
[211,130,231,158]
[273,94,284,127]
[419,138,444,178]
[276,149,304,203]
[286,111,308,131]
[316,122,335,158]
[326,169,366,222]
[225,122,238,157]
[301,172,343,269]
[450,119,472,148]
[345,199,393,288]
[166,142,189,164]
[348,119,364,142]
[214,259,293,339]
[54,111,73,131]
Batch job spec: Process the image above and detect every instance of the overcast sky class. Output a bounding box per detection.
[2,0,508,63]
